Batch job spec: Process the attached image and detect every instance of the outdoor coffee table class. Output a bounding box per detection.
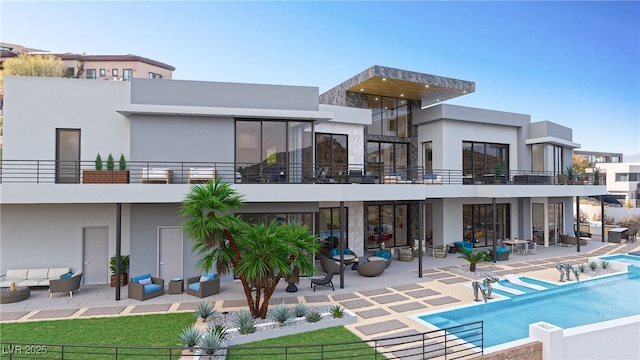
[0,286,30,304]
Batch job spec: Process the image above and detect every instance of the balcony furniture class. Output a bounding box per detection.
[0,267,71,288]
[187,273,220,298]
[356,259,386,277]
[169,278,184,294]
[188,168,216,184]
[140,168,173,184]
[608,227,629,243]
[128,273,165,301]
[557,174,569,185]
[432,244,449,258]
[310,270,334,292]
[0,286,31,304]
[419,173,442,185]
[347,169,364,183]
[49,272,82,298]
[513,175,550,185]
[237,167,263,183]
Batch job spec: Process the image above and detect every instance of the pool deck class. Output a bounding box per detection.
[2,239,639,348]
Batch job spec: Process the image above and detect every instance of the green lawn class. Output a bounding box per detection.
[1,312,194,359]
[1,313,379,359]
[228,326,379,360]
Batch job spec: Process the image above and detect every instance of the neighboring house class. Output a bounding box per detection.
[0,42,174,80]
[575,150,623,166]
[0,65,605,286]
[594,162,640,207]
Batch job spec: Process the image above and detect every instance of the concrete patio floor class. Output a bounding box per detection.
[2,238,639,348]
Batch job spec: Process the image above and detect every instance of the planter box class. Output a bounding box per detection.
[225,310,357,346]
[83,170,130,184]
[110,274,128,287]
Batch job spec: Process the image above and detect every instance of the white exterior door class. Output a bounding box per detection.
[82,227,108,284]
[157,227,183,280]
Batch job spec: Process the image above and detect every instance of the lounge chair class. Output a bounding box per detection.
[504,274,547,291]
[432,244,449,258]
[49,271,82,299]
[356,259,386,277]
[311,270,334,292]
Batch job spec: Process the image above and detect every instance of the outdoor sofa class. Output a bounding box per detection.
[1,267,71,287]
[186,272,220,298]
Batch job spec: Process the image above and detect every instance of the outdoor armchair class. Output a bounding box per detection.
[311,270,334,292]
[128,273,164,301]
[49,272,82,299]
[186,274,220,298]
[356,259,386,277]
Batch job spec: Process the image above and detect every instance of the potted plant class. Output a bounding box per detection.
[593,166,601,185]
[109,254,130,287]
[565,165,575,185]
[82,152,130,184]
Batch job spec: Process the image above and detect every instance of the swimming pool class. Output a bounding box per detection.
[414,257,640,348]
[599,253,640,266]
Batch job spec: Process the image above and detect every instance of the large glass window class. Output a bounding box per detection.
[367,95,409,137]
[236,119,313,183]
[316,133,347,180]
[367,142,407,178]
[318,208,348,255]
[423,142,433,173]
[463,204,511,247]
[86,69,96,79]
[463,141,509,183]
[123,69,133,81]
[366,204,408,249]
[56,128,81,183]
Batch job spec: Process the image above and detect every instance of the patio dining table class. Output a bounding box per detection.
[503,239,530,253]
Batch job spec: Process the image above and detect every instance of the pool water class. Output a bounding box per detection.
[491,277,559,297]
[600,254,640,266]
[417,261,639,348]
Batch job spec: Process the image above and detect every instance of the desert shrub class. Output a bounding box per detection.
[305,311,322,323]
[589,261,598,271]
[292,302,309,317]
[234,309,256,334]
[331,305,344,318]
[195,300,216,322]
[270,302,292,324]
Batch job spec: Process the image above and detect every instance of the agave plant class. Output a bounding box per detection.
[292,302,309,318]
[331,305,344,318]
[208,323,228,341]
[234,309,257,334]
[599,259,610,269]
[198,332,224,357]
[195,300,216,322]
[578,264,586,273]
[457,249,490,272]
[589,261,598,271]
[270,302,292,325]
[305,311,322,323]
[178,326,203,351]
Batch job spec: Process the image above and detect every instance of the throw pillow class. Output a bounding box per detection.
[139,277,152,285]
[60,272,73,279]
[199,276,210,282]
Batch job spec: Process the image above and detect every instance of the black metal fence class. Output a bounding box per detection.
[0,159,603,186]
[0,321,483,359]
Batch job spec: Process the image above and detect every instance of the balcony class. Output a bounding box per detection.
[0,160,605,186]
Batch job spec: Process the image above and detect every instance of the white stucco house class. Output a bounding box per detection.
[0,65,606,287]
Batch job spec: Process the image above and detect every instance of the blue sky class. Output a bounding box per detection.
[2,1,639,157]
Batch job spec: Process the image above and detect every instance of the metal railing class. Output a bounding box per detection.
[0,159,604,186]
[0,321,483,359]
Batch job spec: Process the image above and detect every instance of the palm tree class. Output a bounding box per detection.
[180,179,319,318]
[458,249,490,272]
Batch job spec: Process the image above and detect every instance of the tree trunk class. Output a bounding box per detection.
[470,263,476,272]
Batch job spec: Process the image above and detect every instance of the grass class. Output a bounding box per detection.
[1,313,380,359]
[228,326,380,360]
[1,312,194,359]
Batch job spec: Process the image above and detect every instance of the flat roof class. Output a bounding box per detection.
[322,65,475,107]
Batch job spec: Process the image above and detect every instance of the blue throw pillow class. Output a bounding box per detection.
[344,248,351,255]
[60,272,73,279]
[330,249,339,257]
